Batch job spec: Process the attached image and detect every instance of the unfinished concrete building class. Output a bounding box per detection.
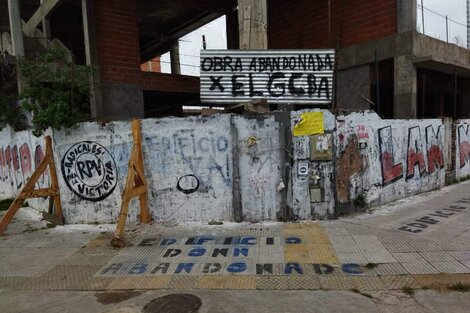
[1,0,469,120]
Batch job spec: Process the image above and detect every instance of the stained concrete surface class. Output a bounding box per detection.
[1,289,470,313]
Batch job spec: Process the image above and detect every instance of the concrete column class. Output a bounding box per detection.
[394,55,417,118]
[7,0,24,92]
[237,0,267,49]
[81,0,104,119]
[397,0,417,33]
[40,0,51,39]
[170,42,181,75]
[7,0,24,57]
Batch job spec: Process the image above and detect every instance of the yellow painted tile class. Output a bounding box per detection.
[106,276,170,290]
[198,276,228,289]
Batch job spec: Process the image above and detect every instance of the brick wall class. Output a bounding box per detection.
[268,0,397,49]
[94,0,141,84]
[141,57,161,72]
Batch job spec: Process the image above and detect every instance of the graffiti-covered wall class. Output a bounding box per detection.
[455,120,470,179]
[291,110,336,219]
[0,110,461,224]
[336,112,446,206]
[0,126,51,208]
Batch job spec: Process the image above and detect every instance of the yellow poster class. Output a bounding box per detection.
[293,112,324,136]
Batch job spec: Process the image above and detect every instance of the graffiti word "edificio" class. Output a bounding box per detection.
[398,198,469,233]
[99,262,364,276]
[61,141,118,202]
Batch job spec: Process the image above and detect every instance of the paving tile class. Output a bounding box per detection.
[431,261,470,274]
[106,276,170,290]
[318,275,356,290]
[413,274,470,288]
[167,275,201,289]
[256,276,288,289]
[225,276,257,289]
[463,261,470,270]
[336,252,368,264]
[350,276,385,290]
[380,275,421,289]
[286,275,320,290]
[392,252,426,263]
[198,275,228,289]
[0,264,54,277]
[365,251,396,264]
[419,252,456,262]
[371,263,409,276]
[381,241,416,253]
[448,251,470,261]
[401,262,440,274]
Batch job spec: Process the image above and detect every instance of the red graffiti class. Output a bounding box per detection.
[0,147,6,181]
[380,151,404,185]
[460,140,470,169]
[19,143,32,182]
[406,148,426,179]
[427,145,444,174]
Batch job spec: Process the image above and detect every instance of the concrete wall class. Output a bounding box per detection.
[336,112,446,207]
[455,120,470,179]
[0,126,51,209]
[291,110,336,219]
[0,111,459,223]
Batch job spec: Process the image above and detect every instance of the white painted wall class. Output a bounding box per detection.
[0,111,458,224]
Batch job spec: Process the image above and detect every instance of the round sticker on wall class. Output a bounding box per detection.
[61,141,118,202]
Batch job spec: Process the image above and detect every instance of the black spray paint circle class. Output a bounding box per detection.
[177,174,200,194]
[61,141,118,202]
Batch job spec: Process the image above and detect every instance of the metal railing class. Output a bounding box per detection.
[417,3,469,49]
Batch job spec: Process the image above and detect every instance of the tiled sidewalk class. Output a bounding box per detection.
[2,181,470,292]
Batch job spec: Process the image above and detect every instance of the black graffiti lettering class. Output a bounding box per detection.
[267,72,286,97]
[407,223,428,229]
[212,248,229,257]
[177,174,200,194]
[415,216,440,224]
[288,73,305,96]
[232,75,245,96]
[256,263,273,275]
[313,264,334,275]
[203,263,222,273]
[61,141,118,202]
[398,226,423,233]
[209,76,224,92]
[249,73,263,97]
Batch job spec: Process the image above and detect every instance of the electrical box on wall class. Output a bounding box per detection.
[310,134,333,161]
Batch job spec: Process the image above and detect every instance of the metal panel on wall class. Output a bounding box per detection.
[200,50,335,105]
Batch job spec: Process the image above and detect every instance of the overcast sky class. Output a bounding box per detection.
[159,1,469,76]
[417,0,467,46]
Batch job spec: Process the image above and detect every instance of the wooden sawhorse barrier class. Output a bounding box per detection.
[0,136,63,235]
[111,120,151,248]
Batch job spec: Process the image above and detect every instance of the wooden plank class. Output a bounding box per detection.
[46,136,63,220]
[132,120,151,224]
[24,188,59,198]
[124,185,147,201]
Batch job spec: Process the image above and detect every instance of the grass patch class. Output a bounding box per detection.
[365,263,378,269]
[448,282,470,292]
[401,286,414,296]
[353,194,367,208]
[0,198,14,211]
